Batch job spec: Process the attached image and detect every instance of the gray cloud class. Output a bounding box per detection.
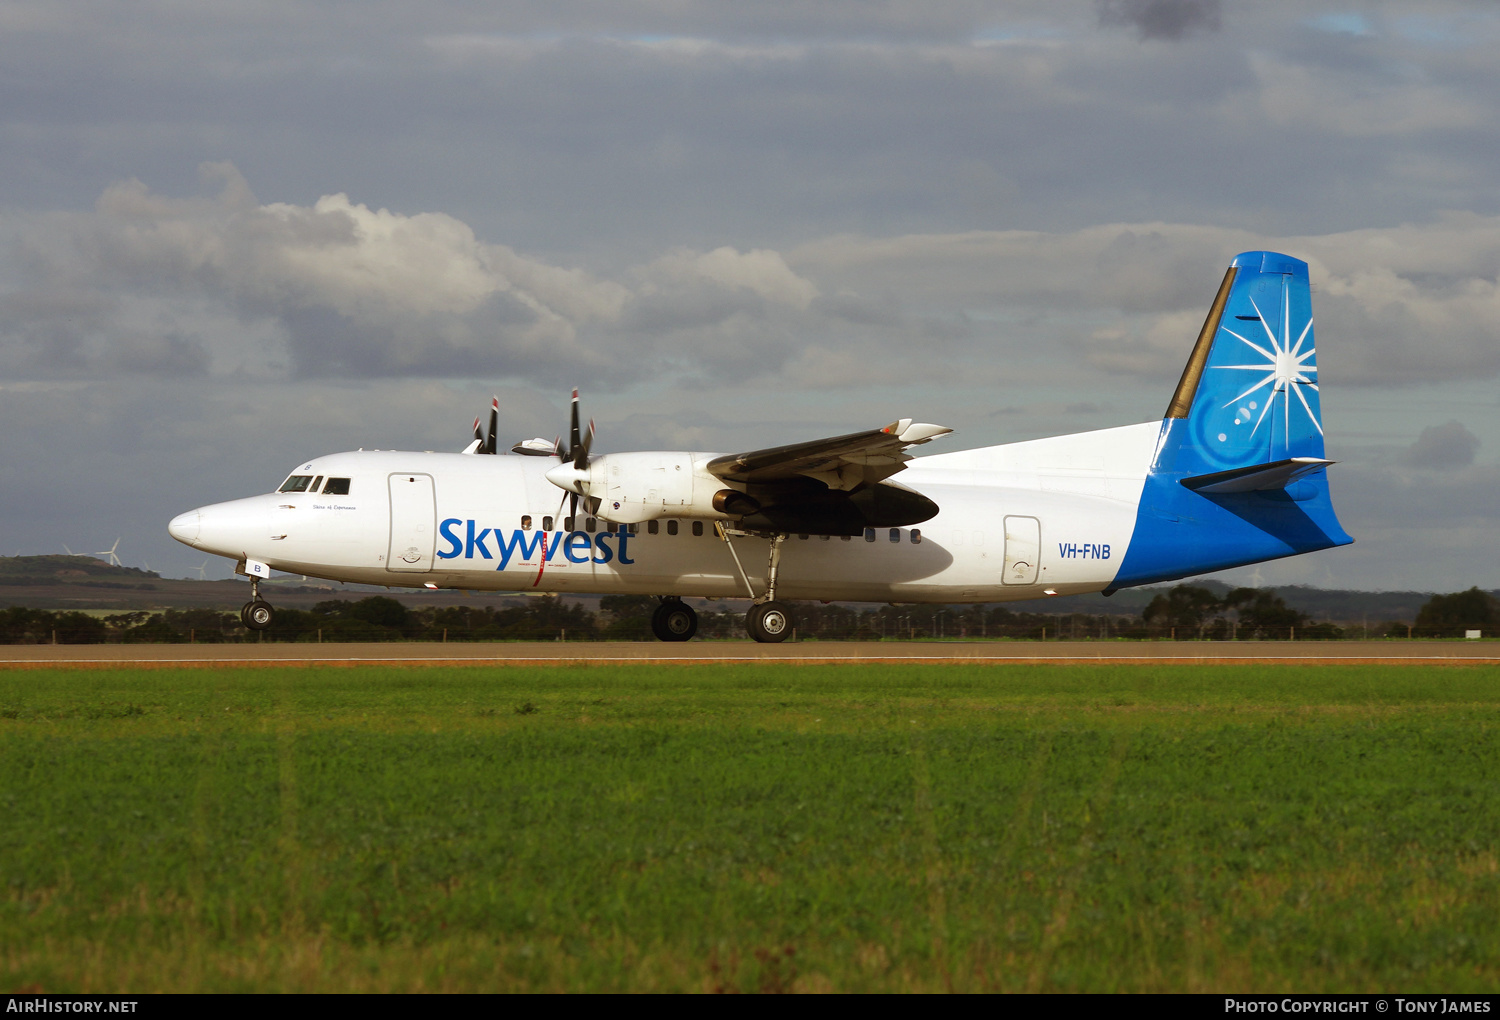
[1404,420,1480,469]
[1098,0,1222,40]
[8,169,1500,398]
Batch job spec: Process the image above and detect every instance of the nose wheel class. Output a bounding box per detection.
[240,578,275,631]
[651,598,698,642]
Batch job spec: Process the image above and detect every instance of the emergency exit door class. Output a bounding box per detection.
[387,473,436,572]
[1003,515,1040,585]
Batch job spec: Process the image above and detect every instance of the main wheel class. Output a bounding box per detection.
[651,599,698,642]
[243,599,274,631]
[746,600,794,643]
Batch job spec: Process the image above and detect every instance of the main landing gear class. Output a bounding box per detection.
[651,598,698,642]
[717,527,796,644]
[240,577,274,631]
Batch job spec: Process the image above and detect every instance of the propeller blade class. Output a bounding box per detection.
[569,388,581,460]
[574,418,595,471]
[486,396,499,455]
[569,492,579,526]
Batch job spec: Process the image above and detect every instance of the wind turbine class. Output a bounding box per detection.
[191,559,211,581]
[95,538,123,567]
[62,544,75,555]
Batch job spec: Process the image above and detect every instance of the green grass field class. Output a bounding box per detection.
[2,662,1499,992]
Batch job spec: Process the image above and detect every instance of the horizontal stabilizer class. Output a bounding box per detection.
[1180,457,1333,494]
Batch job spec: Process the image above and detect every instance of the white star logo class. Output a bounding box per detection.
[1216,276,1321,439]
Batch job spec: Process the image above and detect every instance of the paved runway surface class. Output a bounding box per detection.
[2,640,1496,665]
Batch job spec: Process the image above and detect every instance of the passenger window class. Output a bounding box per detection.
[692,521,703,537]
[840,535,851,542]
[889,528,900,543]
[586,517,596,533]
[629,523,639,534]
[911,529,922,544]
[820,535,831,541]
[521,515,532,530]
[667,520,678,536]
[564,517,575,531]
[798,534,809,540]
[278,475,313,493]
[864,528,876,542]
[322,478,351,495]
[543,516,554,531]
[649,520,660,535]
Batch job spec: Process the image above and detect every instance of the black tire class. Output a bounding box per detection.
[243,599,274,631]
[651,599,698,642]
[746,601,794,643]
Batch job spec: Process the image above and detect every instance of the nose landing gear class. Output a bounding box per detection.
[240,577,275,631]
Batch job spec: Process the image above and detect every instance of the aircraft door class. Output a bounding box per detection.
[1002,515,1040,585]
[387,473,436,572]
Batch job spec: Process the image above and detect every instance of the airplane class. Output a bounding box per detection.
[168,250,1351,641]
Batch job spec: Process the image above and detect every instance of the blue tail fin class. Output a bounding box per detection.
[1163,251,1325,475]
[1110,252,1352,590]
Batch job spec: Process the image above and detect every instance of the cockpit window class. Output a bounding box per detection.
[278,475,314,493]
[322,477,351,495]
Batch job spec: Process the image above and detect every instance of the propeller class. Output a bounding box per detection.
[544,388,597,526]
[466,397,501,454]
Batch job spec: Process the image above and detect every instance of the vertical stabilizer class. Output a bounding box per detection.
[1109,252,1351,590]
[1161,251,1324,477]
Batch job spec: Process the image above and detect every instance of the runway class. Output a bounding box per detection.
[1,640,1496,666]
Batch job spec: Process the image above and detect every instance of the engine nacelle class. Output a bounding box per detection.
[567,452,939,533]
[582,452,743,524]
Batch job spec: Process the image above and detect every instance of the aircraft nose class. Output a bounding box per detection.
[168,510,202,546]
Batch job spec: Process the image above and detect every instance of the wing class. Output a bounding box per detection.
[707,418,952,491]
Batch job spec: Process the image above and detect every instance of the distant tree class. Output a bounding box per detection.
[120,616,185,643]
[50,611,108,644]
[0,607,50,643]
[349,596,410,631]
[1414,588,1500,638]
[600,595,656,640]
[1143,585,1222,637]
[1224,588,1306,639]
[162,609,239,643]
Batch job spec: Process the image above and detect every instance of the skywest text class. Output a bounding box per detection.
[437,519,635,571]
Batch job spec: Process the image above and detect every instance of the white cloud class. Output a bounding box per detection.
[8,167,1500,396]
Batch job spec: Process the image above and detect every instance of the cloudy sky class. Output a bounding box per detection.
[2,0,1496,591]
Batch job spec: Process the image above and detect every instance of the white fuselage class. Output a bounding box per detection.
[168,422,1161,604]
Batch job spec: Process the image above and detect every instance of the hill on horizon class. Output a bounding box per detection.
[0,554,160,582]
